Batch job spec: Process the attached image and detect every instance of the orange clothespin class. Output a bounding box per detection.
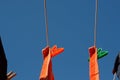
[89,46,99,80]
[40,45,64,80]
[7,71,16,80]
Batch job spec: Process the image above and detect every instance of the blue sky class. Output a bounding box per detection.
[0,0,120,80]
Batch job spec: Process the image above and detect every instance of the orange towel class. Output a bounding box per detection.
[89,46,99,80]
[40,45,64,80]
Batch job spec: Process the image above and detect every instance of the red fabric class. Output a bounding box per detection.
[89,46,99,80]
[40,45,64,80]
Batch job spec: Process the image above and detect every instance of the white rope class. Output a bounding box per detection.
[44,0,49,46]
[94,0,98,46]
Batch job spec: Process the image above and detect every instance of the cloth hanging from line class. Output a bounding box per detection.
[89,46,99,80]
[0,37,7,80]
[112,52,120,79]
[40,45,64,80]
[0,37,16,80]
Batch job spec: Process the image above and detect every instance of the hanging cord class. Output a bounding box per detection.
[94,0,98,46]
[44,0,49,46]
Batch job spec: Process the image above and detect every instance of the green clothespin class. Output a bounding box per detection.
[88,48,108,61]
[97,48,108,59]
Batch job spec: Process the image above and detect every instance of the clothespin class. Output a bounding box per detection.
[7,71,16,80]
[88,48,108,61]
[40,45,64,80]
